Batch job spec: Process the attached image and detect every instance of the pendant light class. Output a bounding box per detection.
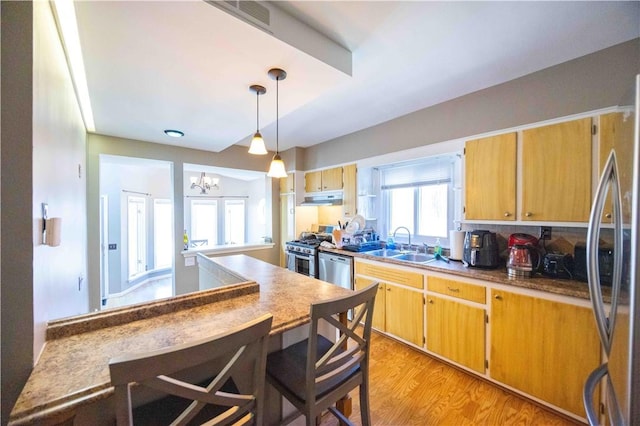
[267,68,288,178]
[248,84,268,155]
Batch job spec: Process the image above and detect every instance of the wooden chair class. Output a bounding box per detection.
[266,282,379,426]
[109,313,273,426]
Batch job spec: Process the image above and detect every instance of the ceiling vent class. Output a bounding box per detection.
[206,1,271,31]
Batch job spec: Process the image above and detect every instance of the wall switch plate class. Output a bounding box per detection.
[540,226,552,240]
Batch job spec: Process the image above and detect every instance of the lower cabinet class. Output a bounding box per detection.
[490,289,601,418]
[426,295,485,373]
[354,276,386,331]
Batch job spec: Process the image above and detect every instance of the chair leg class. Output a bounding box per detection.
[359,381,371,426]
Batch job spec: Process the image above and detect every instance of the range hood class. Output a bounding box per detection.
[300,194,343,206]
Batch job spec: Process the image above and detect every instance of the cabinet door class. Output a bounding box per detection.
[427,295,485,373]
[490,290,601,417]
[465,133,516,220]
[600,112,634,224]
[355,277,385,331]
[385,284,424,347]
[342,164,357,217]
[305,171,322,193]
[522,118,592,222]
[279,174,294,194]
[322,167,343,191]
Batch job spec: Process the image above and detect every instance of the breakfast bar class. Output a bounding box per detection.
[9,255,352,426]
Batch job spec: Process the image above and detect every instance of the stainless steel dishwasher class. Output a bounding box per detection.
[318,252,353,290]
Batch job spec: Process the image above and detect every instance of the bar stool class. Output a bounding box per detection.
[266,283,379,426]
[109,313,273,426]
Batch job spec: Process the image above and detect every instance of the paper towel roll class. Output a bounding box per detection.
[449,230,465,260]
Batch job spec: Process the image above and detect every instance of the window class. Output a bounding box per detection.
[190,199,218,246]
[153,199,173,269]
[127,196,146,278]
[381,155,458,245]
[224,199,245,244]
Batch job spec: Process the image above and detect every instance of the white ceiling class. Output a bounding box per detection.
[73,1,639,154]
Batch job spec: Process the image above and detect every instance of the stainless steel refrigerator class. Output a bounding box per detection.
[583,74,640,425]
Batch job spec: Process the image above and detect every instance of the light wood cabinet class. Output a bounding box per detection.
[521,118,592,222]
[426,295,485,373]
[490,289,601,417]
[464,133,517,220]
[385,283,424,347]
[599,112,634,224]
[279,173,294,194]
[342,164,357,217]
[355,276,386,331]
[354,260,424,347]
[305,167,343,193]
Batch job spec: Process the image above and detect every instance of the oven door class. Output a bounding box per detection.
[286,250,316,277]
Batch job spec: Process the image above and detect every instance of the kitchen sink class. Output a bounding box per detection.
[393,253,433,263]
[364,249,404,257]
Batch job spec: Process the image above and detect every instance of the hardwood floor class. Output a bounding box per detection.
[319,331,581,426]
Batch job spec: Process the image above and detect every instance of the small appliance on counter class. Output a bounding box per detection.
[573,242,614,286]
[508,233,539,248]
[462,230,499,269]
[542,252,574,279]
[507,244,540,278]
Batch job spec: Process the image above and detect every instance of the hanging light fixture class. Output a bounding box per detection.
[267,68,288,178]
[248,84,268,155]
[190,172,219,194]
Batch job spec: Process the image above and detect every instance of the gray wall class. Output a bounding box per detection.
[2,2,88,423]
[87,134,281,312]
[303,38,640,170]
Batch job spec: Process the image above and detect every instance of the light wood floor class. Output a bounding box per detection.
[319,331,581,426]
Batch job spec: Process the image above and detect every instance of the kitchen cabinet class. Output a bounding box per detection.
[464,132,517,220]
[305,167,343,192]
[354,260,424,347]
[426,277,486,373]
[490,289,601,417]
[521,118,592,222]
[599,112,634,224]
[355,276,385,331]
[342,164,357,217]
[279,173,295,194]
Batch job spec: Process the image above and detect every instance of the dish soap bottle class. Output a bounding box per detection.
[386,236,396,250]
[434,238,442,256]
[183,229,189,250]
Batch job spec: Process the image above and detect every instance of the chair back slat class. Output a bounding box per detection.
[109,313,272,426]
[306,283,378,399]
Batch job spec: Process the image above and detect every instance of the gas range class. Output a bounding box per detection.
[285,234,332,277]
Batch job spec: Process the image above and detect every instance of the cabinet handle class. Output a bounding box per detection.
[387,288,391,292]
[605,213,612,219]
[447,287,460,293]
[494,294,502,300]
[525,212,532,217]
[428,299,434,304]
[504,212,511,217]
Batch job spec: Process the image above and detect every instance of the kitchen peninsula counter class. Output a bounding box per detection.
[320,247,609,301]
[9,255,351,426]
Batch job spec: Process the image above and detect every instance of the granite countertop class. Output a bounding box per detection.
[9,255,352,426]
[320,247,611,302]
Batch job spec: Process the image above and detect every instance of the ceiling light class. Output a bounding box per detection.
[267,68,288,178]
[190,172,219,194]
[248,85,268,155]
[164,129,184,138]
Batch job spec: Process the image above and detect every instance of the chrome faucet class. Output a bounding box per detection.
[392,226,411,246]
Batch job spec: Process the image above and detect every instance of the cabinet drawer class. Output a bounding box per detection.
[355,261,423,289]
[427,276,485,303]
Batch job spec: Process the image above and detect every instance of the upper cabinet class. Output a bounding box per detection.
[342,164,357,217]
[279,173,295,194]
[305,167,343,192]
[599,112,634,224]
[521,118,592,222]
[464,133,517,221]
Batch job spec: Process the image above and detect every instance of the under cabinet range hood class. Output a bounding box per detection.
[300,194,342,206]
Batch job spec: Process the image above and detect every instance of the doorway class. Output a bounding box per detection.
[99,155,174,309]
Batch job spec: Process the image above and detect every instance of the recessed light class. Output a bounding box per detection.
[164,129,184,138]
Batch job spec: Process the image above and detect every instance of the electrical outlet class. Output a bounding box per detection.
[540,226,552,240]
[108,243,117,250]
